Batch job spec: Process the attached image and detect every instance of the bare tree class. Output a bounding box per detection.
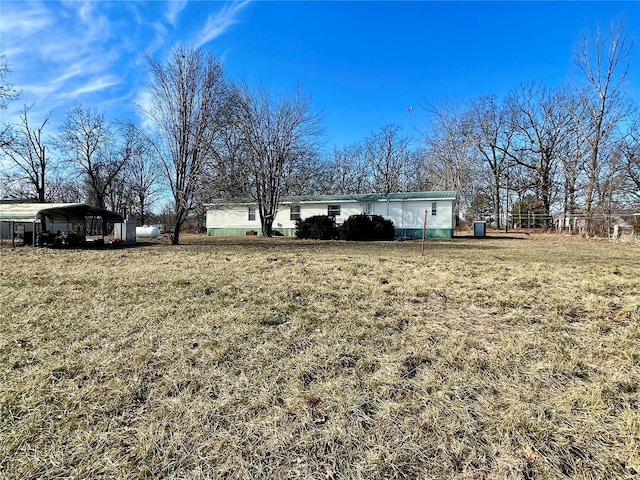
[287,151,328,196]
[505,83,573,222]
[46,176,84,203]
[324,143,370,194]
[0,54,19,110]
[142,46,229,244]
[0,53,20,150]
[364,124,410,194]
[622,114,640,206]
[559,92,590,218]
[125,138,162,225]
[58,104,136,211]
[575,20,633,230]
[98,128,163,225]
[236,84,322,237]
[421,101,477,218]
[1,104,54,202]
[200,118,250,202]
[404,148,437,192]
[469,95,516,228]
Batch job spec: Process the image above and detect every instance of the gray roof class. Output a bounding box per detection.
[0,202,123,223]
[208,191,457,206]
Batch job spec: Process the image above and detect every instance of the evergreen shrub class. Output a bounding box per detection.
[371,214,396,240]
[340,214,395,241]
[295,215,338,240]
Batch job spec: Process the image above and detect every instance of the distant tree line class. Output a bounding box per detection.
[1,21,638,242]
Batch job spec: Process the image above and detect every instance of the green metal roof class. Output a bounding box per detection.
[208,191,457,206]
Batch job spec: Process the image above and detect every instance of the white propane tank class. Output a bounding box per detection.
[136,225,161,238]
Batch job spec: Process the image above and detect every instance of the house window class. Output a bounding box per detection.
[290,205,301,221]
[431,202,437,216]
[363,203,373,215]
[328,205,340,217]
[248,206,256,221]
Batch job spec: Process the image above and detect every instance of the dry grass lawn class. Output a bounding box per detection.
[1,234,639,479]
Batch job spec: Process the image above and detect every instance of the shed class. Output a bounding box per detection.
[0,202,123,246]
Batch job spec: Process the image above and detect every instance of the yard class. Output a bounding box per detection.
[1,235,639,479]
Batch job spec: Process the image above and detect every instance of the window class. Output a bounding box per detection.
[327,205,340,217]
[248,206,256,221]
[363,203,373,215]
[290,205,301,221]
[431,202,437,216]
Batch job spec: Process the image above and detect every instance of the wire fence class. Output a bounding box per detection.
[466,212,640,237]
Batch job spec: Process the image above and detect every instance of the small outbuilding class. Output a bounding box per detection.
[0,201,123,246]
[205,191,458,238]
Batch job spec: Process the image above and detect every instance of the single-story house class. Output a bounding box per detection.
[205,191,457,238]
[0,201,123,246]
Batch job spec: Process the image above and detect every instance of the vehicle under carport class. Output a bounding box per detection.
[0,202,123,247]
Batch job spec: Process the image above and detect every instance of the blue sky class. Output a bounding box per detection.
[1,1,638,150]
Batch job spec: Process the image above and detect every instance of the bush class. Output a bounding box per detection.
[371,214,396,240]
[340,214,373,241]
[295,215,338,240]
[340,214,395,241]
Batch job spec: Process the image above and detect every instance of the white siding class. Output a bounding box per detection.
[206,205,261,229]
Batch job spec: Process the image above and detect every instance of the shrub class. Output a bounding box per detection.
[340,214,395,241]
[340,214,373,241]
[295,215,338,240]
[371,214,395,240]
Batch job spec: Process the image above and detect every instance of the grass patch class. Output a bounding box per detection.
[1,235,639,479]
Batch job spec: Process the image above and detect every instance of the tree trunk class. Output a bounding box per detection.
[261,212,274,237]
[139,193,146,226]
[492,180,501,229]
[172,221,181,245]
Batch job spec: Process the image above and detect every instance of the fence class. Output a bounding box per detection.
[477,212,639,237]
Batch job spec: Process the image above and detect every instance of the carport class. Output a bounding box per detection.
[0,202,123,247]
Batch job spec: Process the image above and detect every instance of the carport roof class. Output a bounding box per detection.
[0,202,123,223]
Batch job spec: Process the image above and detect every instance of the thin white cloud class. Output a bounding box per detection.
[165,0,188,27]
[144,21,170,55]
[9,82,57,99]
[69,75,121,97]
[77,1,94,23]
[1,0,251,131]
[134,87,165,132]
[50,59,99,85]
[65,0,111,43]
[0,2,54,36]
[194,0,250,48]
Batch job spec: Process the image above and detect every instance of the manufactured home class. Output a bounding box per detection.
[205,191,457,238]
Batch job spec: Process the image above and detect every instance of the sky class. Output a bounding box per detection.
[1,1,639,151]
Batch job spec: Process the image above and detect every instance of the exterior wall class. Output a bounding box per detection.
[206,204,262,231]
[206,199,456,237]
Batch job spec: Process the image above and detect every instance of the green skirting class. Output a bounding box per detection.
[208,227,453,239]
[207,228,296,237]
[207,228,259,237]
[395,228,454,239]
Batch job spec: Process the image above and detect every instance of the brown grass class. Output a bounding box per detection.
[1,234,639,479]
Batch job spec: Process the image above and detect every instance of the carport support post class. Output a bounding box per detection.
[102,218,107,243]
[11,221,15,248]
[421,210,427,256]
